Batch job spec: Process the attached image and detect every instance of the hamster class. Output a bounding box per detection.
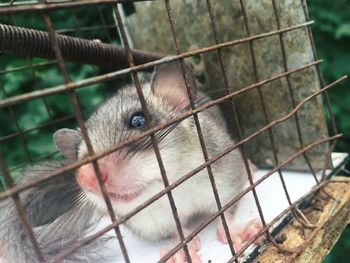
[53,60,262,262]
[0,161,110,263]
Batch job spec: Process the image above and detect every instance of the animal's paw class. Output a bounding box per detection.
[239,218,264,244]
[217,215,264,251]
[160,245,201,263]
[160,234,201,263]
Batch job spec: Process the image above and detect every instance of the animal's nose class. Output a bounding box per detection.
[76,162,109,193]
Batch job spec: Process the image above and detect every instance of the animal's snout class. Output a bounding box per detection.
[76,162,109,193]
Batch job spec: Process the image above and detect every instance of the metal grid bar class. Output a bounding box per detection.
[0,115,74,143]
[299,0,339,181]
[0,60,57,75]
[270,0,319,185]
[0,21,314,108]
[162,0,238,260]
[112,2,192,262]
[237,0,283,248]
[0,75,345,261]
[0,155,44,261]
[0,1,345,262]
[0,83,33,164]
[0,60,333,202]
[37,2,131,261]
[47,133,342,263]
[0,0,153,13]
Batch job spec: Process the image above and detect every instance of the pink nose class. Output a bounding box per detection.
[76,162,109,193]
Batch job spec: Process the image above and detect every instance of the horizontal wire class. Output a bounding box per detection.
[0,0,153,13]
[0,115,75,143]
[47,133,341,263]
[0,21,313,108]
[0,60,329,201]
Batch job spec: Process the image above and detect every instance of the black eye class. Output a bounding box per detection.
[129,112,146,129]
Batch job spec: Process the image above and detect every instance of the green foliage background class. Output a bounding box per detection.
[0,1,349,261]
[308,1,350,262]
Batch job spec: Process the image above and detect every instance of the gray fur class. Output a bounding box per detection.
[66,61,247,241]
[1,61,247,261]
[0,161,109,262]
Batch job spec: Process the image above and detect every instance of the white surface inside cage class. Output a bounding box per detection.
[95,153,347,263]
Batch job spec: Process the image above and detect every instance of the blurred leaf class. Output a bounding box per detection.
[335,23,350,39]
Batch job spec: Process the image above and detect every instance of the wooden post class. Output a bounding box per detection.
[255,177,350,262]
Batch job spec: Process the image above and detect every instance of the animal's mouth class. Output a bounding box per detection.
[107,191,142,203]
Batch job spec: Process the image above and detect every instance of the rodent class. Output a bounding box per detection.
[55,60,257,261]
[1,60,260,263]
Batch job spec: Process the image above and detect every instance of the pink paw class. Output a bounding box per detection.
[217,221,243,251]
[160,246,201,263]
[160,235,202,263]
[239,218,264,244]
[217,215,264,251]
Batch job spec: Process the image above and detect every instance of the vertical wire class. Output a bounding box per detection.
[36,1,130,261]
[270,0,319,185]
[0,83,33,164]
[0,154,44,261]
[237,0,288,248]
[98,7,113,43]
[27,57,58,132]
[112,3,192,262]
[2,10,34,166]
[202,0,252,260]
[299,0,339,180]
[162,0,241,260]
[239,0,294,204]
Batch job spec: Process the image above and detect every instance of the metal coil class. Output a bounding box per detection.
[0,23,164,70]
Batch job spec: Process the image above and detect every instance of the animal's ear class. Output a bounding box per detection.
[53,128,81,161]
[151,60,197,110]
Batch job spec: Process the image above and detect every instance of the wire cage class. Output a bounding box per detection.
[0,0,348,263]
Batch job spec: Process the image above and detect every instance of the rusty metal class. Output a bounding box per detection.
[238,0,281,249]
[0,60,57,75]
[48,134,341,263]
[0,21,314,109]
[0,23,163,69]
[163,0,238,260]
[0,76,344,211]
[270,0,319,185]
[37,3,131,261]
[204,0,255,259]
[285,194,341,262]
[292,207,317,228]
[112,2,192,262]
[0,83,33,164]
[0,63,341,202]
[299,0,339,181]
[0,0,154,14]
[0,1,346,261]
[163,135,341,263]
[27,57,54,121]
[0,115,74,143]
[0,154,44,261]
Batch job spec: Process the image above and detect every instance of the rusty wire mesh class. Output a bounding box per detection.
[0,0,346,263]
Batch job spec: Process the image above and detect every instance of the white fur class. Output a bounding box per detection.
[76,70,247,242]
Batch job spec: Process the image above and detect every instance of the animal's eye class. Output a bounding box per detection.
[129,112,146,129]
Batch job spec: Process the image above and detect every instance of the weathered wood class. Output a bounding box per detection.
[126,0,329,171]
[254,177,350,263]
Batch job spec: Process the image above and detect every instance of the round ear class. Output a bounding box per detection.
[53,128,82,161]
[150,60,197,110]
